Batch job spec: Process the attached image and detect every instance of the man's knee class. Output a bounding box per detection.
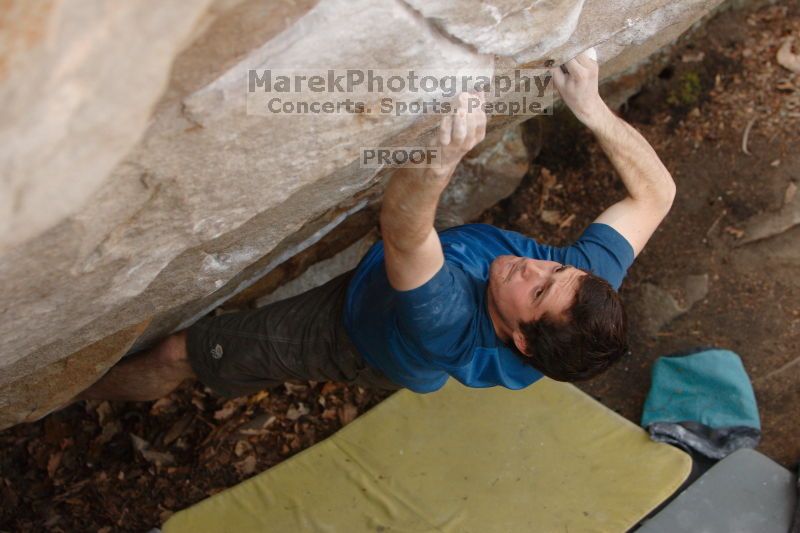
[155,331,192,371]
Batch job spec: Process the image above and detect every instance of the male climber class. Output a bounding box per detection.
[80,50,675,402]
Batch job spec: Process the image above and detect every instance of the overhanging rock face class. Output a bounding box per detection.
[0,0,723,428]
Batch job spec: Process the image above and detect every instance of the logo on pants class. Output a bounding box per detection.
[211,344,224,359]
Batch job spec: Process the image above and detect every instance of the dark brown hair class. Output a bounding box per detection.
[519,271,628,382]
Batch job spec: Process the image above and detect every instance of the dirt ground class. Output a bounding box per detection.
[1,2,799,531]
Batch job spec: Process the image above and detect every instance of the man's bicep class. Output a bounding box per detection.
[384,228,445,291]
[593,197,669,258]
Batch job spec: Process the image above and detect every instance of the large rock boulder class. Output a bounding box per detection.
[0,0,215,251]
[0,0,724,428]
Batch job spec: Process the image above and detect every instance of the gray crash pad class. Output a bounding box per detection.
[637,448,796,533]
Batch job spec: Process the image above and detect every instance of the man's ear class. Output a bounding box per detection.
[512,329,530,357]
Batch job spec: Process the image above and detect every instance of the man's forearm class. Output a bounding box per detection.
[586,105,676,209]
[379,93,485,290]
[553,49,674,256]
[380,165,452,253]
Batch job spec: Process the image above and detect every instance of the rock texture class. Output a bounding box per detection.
[436,126,531,229]
[0,0,726,428]
[0,0,215,251]
[627,275,710,337]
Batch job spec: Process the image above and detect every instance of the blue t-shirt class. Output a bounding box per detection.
[343,223,634,393]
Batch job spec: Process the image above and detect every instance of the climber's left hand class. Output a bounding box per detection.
[552,48,609,130]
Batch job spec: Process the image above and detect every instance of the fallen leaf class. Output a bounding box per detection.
[149,397,174,416]
[191,396,206,411]
[286,403,309,421]
[249,390,269,403]
[213,402,239,421]
[95,402,113,425]
[540,167,557,187]
[52,479,90,502]
[540,209,562,224]
[777,37,800,74]
[96,420,122,445]
[234,440,253,457]
[143,449,175,467]
[234,455,257,476]
[681,51,705,62]
[237,413,276,435]
[130,433,148,452]
[538,168,558,212]
[338,404,359,426]
[130,434,175,467]
[320,383,340,395]
[239,411,275,430]
[724,226,745,239]
[283,383,307,395]
[558,213,576,229]
[47,451,63,478]
[163,414,194,446]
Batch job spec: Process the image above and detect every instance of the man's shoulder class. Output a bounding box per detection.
[439,222,496,235]
[440,223,560,261]
[559,223,636,291]
[439,223,522,242]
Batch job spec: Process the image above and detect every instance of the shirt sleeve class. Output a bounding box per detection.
[559,223,635,290]
[393,262,478,369]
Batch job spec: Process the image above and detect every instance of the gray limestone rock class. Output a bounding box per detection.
[628,275,710,338]
[437,125,531,229]
[0,0,215,251]
[0,0,728,427]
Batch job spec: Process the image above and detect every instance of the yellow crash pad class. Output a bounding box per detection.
[164,379,690,533]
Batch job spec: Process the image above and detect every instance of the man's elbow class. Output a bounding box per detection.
[646,172,676,215]
[659,173,677,213]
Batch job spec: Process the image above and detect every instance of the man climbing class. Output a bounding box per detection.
[80,49,675,401]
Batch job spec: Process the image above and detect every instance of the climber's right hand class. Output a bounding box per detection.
[551,48,610,130]
[432,92,487,178]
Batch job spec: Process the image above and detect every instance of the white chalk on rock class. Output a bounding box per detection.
[585,47,598,62]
